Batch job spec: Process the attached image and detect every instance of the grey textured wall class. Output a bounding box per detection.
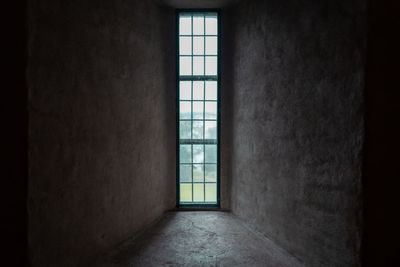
[228,0,366,266]
[27,0,175,266]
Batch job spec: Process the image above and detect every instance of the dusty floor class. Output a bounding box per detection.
[95,211,304,267]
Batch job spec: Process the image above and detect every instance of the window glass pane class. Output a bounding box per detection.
[178,12,218,205]
[205,164,217,182]
[193,15,204,35]
[180,37,192,55]
[205,121,217,139]
[205,81,217,100]
[205,56,217,75]
[205,15,217,35]
[179,101,191,120]
[180,184,192,202]
[193,184,205,201]
[180,145,192,163]
[193,37,204,55]
[180,121,191,139]
[193,81,204,100]
[192,121,203,139]
[205,145,217,163]
[180,164,192,182]
[205,37,217,55]
[205,101,217,120]
[193,101,204,119]
[180,15,191,35]
[193,164,204,182]
[180,81,191,100]
[193,144,204,163]
[180,56,192,75]
[205,183,217,202]
[193,56,204,75]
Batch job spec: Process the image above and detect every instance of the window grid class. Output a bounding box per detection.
[177,11,219,206]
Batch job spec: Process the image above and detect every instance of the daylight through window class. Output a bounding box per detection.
[177,11,219,206]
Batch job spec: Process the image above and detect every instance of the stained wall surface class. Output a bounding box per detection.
[228,0,367,266]
[27,0,175,266]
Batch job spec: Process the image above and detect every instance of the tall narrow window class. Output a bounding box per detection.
[177,11,219,206]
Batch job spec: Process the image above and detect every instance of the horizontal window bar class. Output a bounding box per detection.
[179,183,217,185]
[179,163,218,165]
[179,35,218,37]
[180,139,217,144]
[179,120,217,122]
[179,75,217,81]
[179,13,218,16]
[178,101,218,103]
[178,54,218,56]
[179,11,218,14]
[180,163,217,165]
[179,202,218,205]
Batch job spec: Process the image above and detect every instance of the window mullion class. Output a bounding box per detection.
[203,14,206,202]
[190,14,194,203]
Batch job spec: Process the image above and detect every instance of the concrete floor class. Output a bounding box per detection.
[96,211,304,267]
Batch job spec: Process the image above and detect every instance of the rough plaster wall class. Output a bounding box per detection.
[28,0,175,266]
[229,0,366,266]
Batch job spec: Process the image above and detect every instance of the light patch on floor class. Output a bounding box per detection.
[95,211,304,267]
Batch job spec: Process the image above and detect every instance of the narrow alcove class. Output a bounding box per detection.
[24,0,386,266]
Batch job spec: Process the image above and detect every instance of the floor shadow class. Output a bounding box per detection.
[108,212,179,265]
